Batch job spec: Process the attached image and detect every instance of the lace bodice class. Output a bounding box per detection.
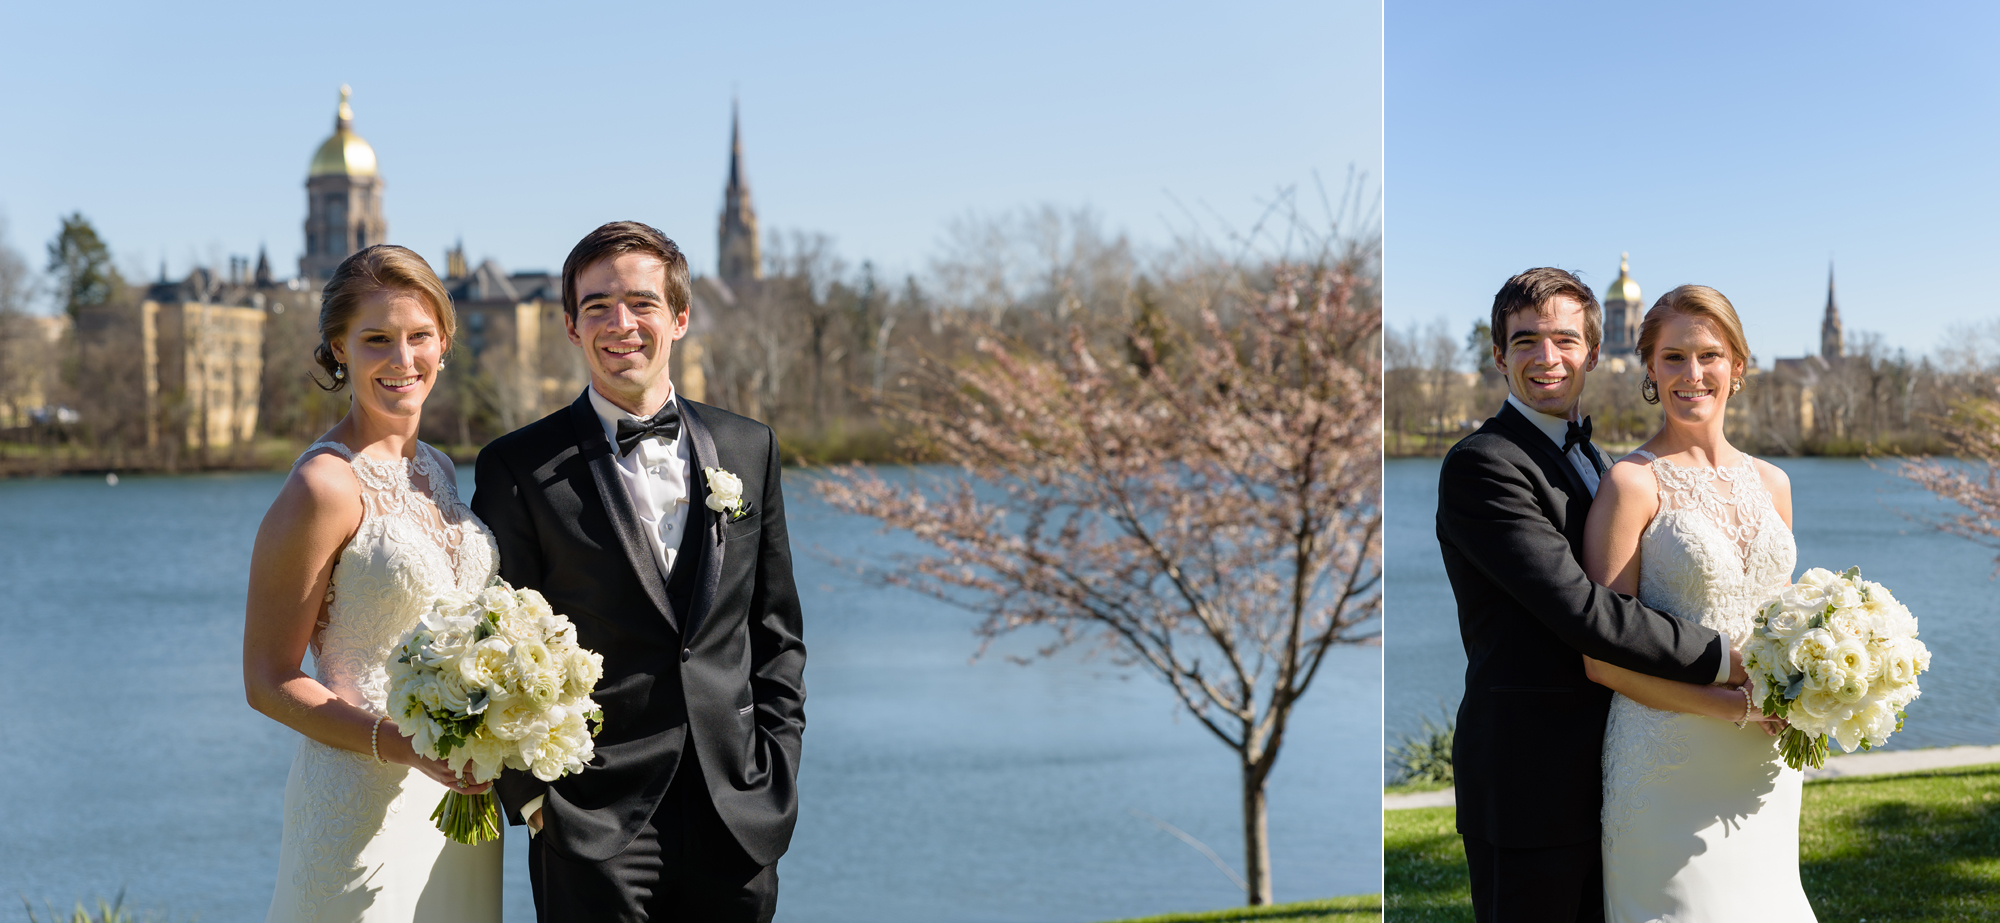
[298,440,500,716]
[1633,450,1796,642]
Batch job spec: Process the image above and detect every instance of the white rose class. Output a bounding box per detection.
[704,467,745,513]
[562,646,605,699]
[1763,605,1813,638]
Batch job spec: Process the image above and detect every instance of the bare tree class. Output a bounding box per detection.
[815,251,1381,905]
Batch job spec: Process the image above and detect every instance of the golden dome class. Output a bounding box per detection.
[1605,252,1641,306]
[309,85,378,178]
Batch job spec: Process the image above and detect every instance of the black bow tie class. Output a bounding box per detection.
[614,403,681,457]
[1562,417,1593,454]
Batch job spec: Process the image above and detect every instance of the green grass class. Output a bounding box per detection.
[1104,895,1380,923]
[1384,806,1470,923]
[1385,763,2000,922]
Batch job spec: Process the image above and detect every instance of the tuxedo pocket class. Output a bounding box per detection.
[724,512,762,541]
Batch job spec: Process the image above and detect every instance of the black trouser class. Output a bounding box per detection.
[1462,835,1603,923]
[529,756,777,923]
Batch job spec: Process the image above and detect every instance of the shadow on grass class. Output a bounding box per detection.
[1384,807,1471,923]
[1801,766,2000,922]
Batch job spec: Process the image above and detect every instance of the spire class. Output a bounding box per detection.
[728,97,743,193]
[254,245,273,288]
[336,84,353,131]
[718,98,761,285]
[1821,261,1844,360]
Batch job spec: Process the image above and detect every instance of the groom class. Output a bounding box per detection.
[1436,267,1743,922]
[472,221,806,922]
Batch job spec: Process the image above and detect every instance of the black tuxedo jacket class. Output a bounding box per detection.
[470,391,806,867]
[1437,402,1722,849]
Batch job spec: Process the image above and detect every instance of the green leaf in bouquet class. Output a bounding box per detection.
[467,689,489,716]
[1785,674,1806,699]
[1841,565,1862,581]
[587,708,605,738]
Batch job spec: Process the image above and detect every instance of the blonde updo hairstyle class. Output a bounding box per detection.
[1636,284,1751,384]
[313,245,456,391]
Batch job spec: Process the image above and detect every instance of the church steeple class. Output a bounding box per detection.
[717,99,761,287]
[1821,262,1843,360]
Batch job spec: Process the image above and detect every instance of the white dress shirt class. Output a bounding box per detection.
[588,384,692,579]
[526,385,690,835]
[1505,394,1734,684]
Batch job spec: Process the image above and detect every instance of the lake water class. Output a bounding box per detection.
[0,468,1378,923]
[1386,455,2000,768]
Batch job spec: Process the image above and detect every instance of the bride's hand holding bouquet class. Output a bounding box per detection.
[1741,566,1929,770]
[386,581,606,843]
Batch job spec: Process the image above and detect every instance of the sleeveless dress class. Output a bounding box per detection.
[1601,451,1817,922]
[265,441,504,923]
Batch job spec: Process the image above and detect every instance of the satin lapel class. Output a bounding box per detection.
[569,393,677,632]
[1494,402,1591,504]
[678,397,726,643]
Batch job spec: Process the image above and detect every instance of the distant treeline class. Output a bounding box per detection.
[1385,317,2000,458]
[2,194,1381,475]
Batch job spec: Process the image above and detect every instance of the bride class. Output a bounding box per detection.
[1580,285,1817,921]
[243,245,502,922]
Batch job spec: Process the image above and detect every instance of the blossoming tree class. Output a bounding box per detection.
[815,252,1381,905]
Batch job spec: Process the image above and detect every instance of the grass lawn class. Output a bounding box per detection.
[1386,763,2000,922]
[1106,894,1381,923]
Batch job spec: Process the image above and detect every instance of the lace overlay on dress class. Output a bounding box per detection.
[1602,449,1798,839]
[267,440,502,923]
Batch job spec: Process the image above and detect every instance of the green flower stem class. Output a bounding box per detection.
[431,790,501,844]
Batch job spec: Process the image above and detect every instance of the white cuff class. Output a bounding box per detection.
[1715,629,1735,684]
[521,794,545,837]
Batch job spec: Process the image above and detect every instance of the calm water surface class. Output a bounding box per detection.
[1387,456,2000,765]
[0,467,1377,923]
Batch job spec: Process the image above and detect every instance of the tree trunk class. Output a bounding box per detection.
[1241,758,1273,905]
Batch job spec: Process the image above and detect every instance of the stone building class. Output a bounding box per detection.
[300,86,386,283]
[75,269,271,455]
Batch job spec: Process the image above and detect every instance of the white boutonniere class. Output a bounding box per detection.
[703,466,750,521]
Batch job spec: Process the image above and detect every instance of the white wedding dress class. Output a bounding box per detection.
[1601,451,1817,922]
[265,441,503,923]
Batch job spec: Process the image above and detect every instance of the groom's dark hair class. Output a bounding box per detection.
[1489,267,1603,351]
[562,221,692,322]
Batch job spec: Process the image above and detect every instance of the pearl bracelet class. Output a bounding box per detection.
[1733,684,1755,728]
[371,715,388,764]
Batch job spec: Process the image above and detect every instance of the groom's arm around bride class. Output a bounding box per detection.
[1437,268,1741,923]
[470,221,805,923]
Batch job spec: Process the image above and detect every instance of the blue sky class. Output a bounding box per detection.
[1389,1,1998,361]
[0,1,1378,301]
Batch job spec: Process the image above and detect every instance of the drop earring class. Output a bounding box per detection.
[1730,377,1743,394]
[1641,377,1659,404]
[334,364,346,380]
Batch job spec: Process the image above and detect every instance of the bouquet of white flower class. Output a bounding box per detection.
[1742,566,1929,770]
[385,581,605,843]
